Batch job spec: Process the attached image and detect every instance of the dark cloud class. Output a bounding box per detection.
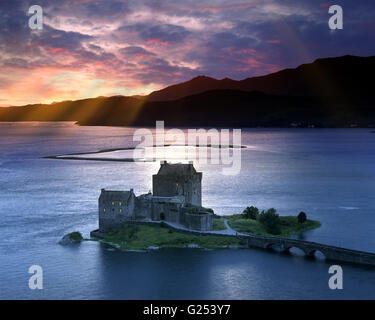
[86,1,130,18]
[120,46,156,57]
[130,57,197,85]
[117,23,191,45]
[33,25,93,51]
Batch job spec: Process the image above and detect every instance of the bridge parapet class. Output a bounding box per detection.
[245,234,375,266]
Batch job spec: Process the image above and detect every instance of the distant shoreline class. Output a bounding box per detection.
[43,144,248,162]
[0,121,374,129]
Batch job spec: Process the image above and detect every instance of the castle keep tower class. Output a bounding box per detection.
[152,161,202,207]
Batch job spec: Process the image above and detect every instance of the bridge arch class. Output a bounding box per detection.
[283,246,310,256]
[264,242,283,252]
[306,249,326,260]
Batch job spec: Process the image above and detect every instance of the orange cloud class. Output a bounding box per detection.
[147,39,171,46]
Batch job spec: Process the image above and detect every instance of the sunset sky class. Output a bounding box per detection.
[0,0,374,106]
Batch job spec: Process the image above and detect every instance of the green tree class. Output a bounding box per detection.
[298,211,307,224]
[242,206,259,220]
[259,208,281,235]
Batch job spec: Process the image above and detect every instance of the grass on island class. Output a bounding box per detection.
[213,217,226,231]
[225,214,321,237]
[101,223,242,250]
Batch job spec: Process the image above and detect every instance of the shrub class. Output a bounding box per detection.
[258,208,281,235]
[68,232,83,241]
[242,206,259,220]
[298,211,307,224]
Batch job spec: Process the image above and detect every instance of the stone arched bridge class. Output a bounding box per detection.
[243,234,375,266]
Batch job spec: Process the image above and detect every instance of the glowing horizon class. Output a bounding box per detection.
[0,0,374,106]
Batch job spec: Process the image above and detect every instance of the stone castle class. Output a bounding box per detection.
[98,161,213,232]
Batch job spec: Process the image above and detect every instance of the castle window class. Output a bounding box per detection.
[120,208,122,213]
[119,202,122,206]
[103,208,106,213]
[112,202,114,205]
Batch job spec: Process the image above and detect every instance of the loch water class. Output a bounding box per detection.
[0,122,375,299]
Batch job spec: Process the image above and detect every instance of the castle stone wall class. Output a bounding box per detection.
[134,194,153,220]
[180,210,213,231]
[99,190,136,232]
[150,197,183,222]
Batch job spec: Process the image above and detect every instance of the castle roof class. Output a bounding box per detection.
[99,189,134,201]
[156,162,198,177]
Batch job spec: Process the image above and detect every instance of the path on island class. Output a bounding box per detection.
[222,218,248,236]
[163,218,248,237]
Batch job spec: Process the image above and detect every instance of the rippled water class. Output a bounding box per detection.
[0,122,375,299]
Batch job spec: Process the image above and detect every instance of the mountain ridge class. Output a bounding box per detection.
[146,55,375,101]
[1,55,374,128]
